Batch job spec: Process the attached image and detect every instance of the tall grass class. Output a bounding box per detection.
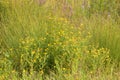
[0,0,120,80]
[86,15,120,62]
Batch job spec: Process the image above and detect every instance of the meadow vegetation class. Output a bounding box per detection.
[0,0,120,80]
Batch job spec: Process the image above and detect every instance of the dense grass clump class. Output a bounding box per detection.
[0,0,120,80]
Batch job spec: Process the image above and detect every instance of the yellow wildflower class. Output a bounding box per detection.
[23,69,26,73]
[62,68,66,71]
[54,42,56,45]
[48,44,50,46]
[32,50,35,55]
[10,48,13,51]
[33,59,36,63]
[80,23,83,26]
[44,52,47,55]
[45,48,48,51]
